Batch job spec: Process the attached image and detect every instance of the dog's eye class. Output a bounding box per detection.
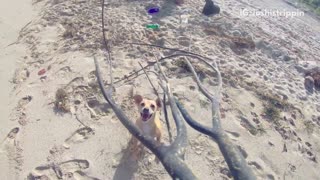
[141,103,145,107]
[150,104,155,109]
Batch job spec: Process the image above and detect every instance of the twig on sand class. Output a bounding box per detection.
[138,62,159,97]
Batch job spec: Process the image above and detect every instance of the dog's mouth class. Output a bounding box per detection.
[141,113,153,121]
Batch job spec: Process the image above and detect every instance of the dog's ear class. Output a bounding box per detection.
[133,95,143,105]
[156,98,162,108]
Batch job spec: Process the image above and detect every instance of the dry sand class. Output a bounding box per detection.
[0,0,320,179]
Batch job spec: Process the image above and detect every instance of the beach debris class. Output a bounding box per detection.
[268,142,275,146]
[202,0,220,16]
[55,88,70,113]
[13,68,30,84]
[146,24,160,30]
[147,7,159,15]
[306,70,320,89]
[38,68,46,76]
[175,0,184,5]
[22,95,32,102]
[304,76,315,92]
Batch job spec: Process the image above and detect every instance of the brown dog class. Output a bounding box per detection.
[129,95,162,159]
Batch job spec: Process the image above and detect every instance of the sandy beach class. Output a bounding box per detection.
[0,0,320,179]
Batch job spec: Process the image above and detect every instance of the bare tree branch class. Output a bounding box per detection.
[175,60,256,180]
[101,0,113,85]
[128,42,213,61]
[94,56,196,179]
[138,62,159,97]
[163,93,173,143]
[111,52,219,86]
[138,61,173,143]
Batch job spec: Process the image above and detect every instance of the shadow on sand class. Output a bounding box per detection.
[113,139,146,180]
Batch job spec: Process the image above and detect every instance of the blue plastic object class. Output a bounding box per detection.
[148,7,160,14]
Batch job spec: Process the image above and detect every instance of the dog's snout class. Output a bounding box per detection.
[143,108,149,113]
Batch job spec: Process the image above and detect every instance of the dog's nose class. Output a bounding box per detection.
[143,108,149,113]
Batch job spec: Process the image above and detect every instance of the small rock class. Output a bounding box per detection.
[175,0,184,5]
[189,85,196,91]
[263,75,268,81]
[304,76,314,92]
[202,0,220,16]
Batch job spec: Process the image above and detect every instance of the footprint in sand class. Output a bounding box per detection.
[0,127,20,154]
[1,127,20,145]
[28,159,99,180]
[63,127,95,149]
[0,127,23,179]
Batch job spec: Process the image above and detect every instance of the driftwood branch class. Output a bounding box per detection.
[111,52,217,85]
[94,57,196,179]
[138,61,173,142]
[175,59,256,180]
[138,62,159,97]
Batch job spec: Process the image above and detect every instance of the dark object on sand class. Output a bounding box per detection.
[306,70,320,90]
[147,7,160,14]
[175,0,184,5]
[202,0,220,16]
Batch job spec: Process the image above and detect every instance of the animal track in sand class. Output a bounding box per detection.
[63,127,95,149]
[28,159,98,180]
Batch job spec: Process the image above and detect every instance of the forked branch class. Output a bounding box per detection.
[94,57,196,179]
[175,59,256,180]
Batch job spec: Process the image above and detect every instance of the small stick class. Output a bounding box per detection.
[138,62,171,139]
[163,93,173,143]
[138,62,159,97]
[153,51,173,143]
